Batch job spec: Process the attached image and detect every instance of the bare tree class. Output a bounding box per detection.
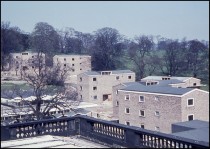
[2,54,79,121]
[128,35,154,80]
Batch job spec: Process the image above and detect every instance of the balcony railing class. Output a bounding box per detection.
[1,115,209,148]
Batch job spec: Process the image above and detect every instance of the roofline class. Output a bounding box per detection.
[182,77,200,82]
[118,90,182,97]
[181,88,209,97]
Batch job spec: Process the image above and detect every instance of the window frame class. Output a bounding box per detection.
[140,123,145,129]
[155,126,160,131]
[93,77,97,81]
[125,94,130,100]
[116,101,119,106]
[188,114,194,121]
[139,110,145,117]
[93,86,97,90]
[128,75,132,79]
[187,98,194,107]
[139,95,145,102]
[125,121,130,126]
[155,111,160,116]
[125,107,130,114]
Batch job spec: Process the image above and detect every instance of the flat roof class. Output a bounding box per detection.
[1,135,109,148]
[83,70,134,76]
[141,76,192,81]
[172,127,209,143]
[120,84,194,95]
[54,54,91,57]
[172,120,209,129]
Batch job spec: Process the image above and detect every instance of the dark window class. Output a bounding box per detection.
[32,56,34,58]
[93,87,97,90]
[64,64,66,67]
[80,86,82,90]
[80,68,82,70]
[125,108,130,114]
[126,121,130,126]
[128,76,132,79]
[116,101,119,106]
[72,58,74,61]
[64,58,66,61]
[193,83,196,86]
[93,78,97,81]
[116,76,119,80]
[72,64,74,66]
[125,95,130,100]
[188,115,194,121]
[16,56,18,58]
[141,124,145,129]
[94,96,97,99]
[139,110,145,117]
[188,99,194,106]
[80,77,82,82]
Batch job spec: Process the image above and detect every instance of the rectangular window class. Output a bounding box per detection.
[16,56,18,58]
[116,90,118,94]
[116,101,119,106]
[16,61,18,64]
[139,110,145,117]
[93,96,97,99]
[193,83,196,86]
[80,86,82,91]
[32,56,34,58]
[155,126,160,131]
[139,96,145,102]
[116,76,119,80]
[128,76,132,79]
[187,98,194,106]
[80,68,82,70]
[125,95,130,100]
[126,121,130,126]
[125,108,130,114]
[80,95,82,99]
[140,124,145,129]
[188,114,194,121]
[72,64,74,66]
[64,64,66,67]
[93,77,97,81]
[32,66,35,68]
[93,87,97,90]
[155,111,160,116]
[72,58,74,61]
[64,58,66,61]
[80,77,82,82]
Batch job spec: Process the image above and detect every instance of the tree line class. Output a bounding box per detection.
[1,21,209,84]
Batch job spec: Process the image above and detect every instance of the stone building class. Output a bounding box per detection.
[141,76,202,88]
[9,51,45,77]
[53,55,91,84]
[112,82,209,133]
[77,70,135,103]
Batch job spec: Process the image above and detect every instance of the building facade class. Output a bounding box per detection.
[53,55,91,83]
[113,83,209,133]
[77,70,135,103]
[9,51,45,77]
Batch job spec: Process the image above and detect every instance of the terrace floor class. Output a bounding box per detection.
[1,135,109,148]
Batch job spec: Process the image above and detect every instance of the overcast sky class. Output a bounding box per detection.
[1,1,209,41]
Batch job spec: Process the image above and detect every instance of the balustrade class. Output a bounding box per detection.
[1,115,208,148]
